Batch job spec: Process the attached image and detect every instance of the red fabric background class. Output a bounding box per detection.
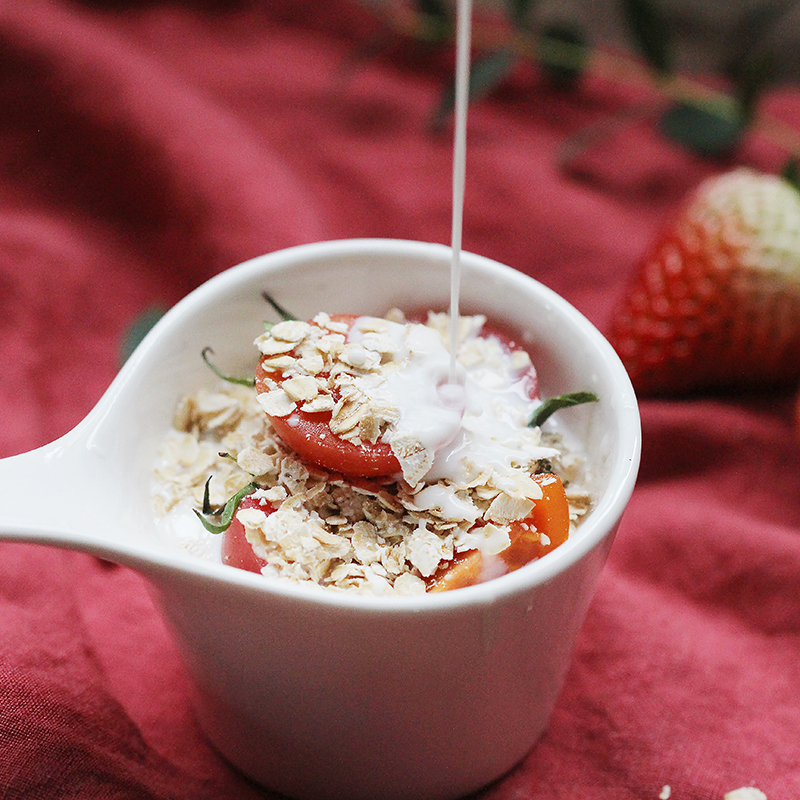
[2,2,799,798]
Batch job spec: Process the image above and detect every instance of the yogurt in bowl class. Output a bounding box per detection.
[0,239,640,800]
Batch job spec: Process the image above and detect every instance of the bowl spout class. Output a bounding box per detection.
[0,436,87,544]
[0,415,143,562]
[0,428,110,553]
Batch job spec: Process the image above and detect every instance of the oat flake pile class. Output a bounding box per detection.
[153,310,592,595]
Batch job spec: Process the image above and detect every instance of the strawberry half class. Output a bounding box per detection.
[608,168,800,395]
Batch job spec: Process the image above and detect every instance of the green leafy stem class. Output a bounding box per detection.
[201,347,256,386]
[199,291,297,387]
[529,390,598,428]
[194,473,259,534]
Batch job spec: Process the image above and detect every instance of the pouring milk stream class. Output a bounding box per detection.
[449,0,472,379]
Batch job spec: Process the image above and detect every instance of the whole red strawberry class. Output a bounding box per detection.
[608,168,800,396]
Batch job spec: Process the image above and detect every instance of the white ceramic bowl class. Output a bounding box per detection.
[0,239,640,800]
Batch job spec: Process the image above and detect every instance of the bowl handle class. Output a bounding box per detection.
[0,429,108,549]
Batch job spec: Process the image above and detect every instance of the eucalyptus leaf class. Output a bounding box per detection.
[621,0,671,76]
[659,102,744,157]
[506,0,535,29]
[782,159,800,193]
[431,48,517,129]
[538,23,588,88]
[529,391,598,428]
[414,0,451,42]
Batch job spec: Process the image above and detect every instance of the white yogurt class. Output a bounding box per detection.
[349,316,557,487]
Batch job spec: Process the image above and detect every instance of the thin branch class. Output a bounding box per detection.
[361,2,800,160]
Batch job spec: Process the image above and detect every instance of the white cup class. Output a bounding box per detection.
[0,239,640,800]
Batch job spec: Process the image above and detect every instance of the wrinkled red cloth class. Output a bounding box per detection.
[1,2,799,799]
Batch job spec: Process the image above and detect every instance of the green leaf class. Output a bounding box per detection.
[529,391,598,428]
[194,480,258,534]
[621,0,672,76]
[201,347,256,387]
[782,159,800,193]
[732,52,774,124]
[538,23,588,88]
[468,48,518,101]
[120,307,165,365]
[261,291,297,321]
[659,102,745,157]
[431,48,517,129]
[414,0,451,42]
[506,0,536,29]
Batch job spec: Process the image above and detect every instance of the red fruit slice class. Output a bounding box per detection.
[426,473,569,592]
[261,387,401,478]
[256,314,401,478]
[500,473,570,570]
[221,495,271,573]
[257,313,539,477]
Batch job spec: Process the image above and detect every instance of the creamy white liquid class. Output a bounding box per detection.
[349,316,557,487]
[449,0,472,381]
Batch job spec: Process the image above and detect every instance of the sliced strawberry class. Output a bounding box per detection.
[256,314,402,478]
[265,411,399,477]
[221,494,271,573]
[256,312,539,476]
[608,168,800,395]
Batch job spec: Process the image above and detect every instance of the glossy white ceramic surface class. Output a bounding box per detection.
[0,239,640,800]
